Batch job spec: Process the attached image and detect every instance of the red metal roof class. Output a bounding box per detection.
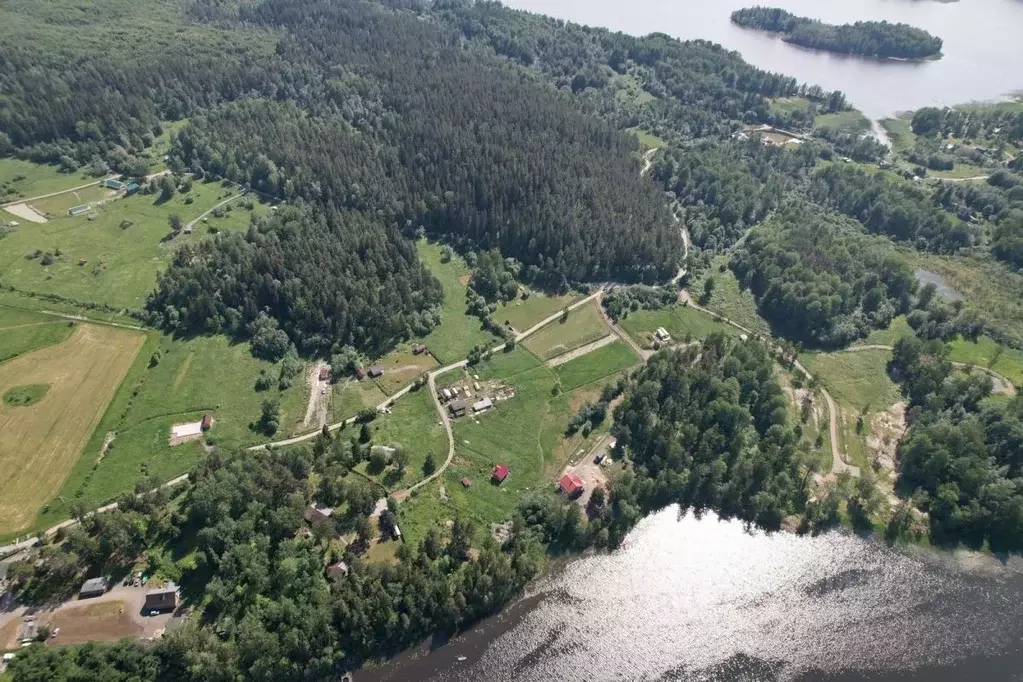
[559,473,584,496]
[492,464,509,482]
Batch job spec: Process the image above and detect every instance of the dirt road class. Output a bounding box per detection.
[545,334,617,368]
[302,361,330,428]
[843,344,1016,396]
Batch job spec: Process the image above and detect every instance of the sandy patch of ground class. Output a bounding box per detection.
[4,203,47,223]
[303,360,329,428]
[458,274,471,286]
[868,401,907,472]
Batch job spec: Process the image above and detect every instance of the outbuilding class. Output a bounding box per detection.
[304,502,334,525]
[201,413,213,431]
[78,577,109,600]
[473,396,493,413]
[559,473,584,498]
[448,399,467,418]
[492,464,510,484]
[412,343,427,355]
[368,365,384,378]
[319,367,330,381]
[327,561,349,579]
[144,583,179,613]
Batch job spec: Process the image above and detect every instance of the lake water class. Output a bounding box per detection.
[361,509,1023,681]
[502,0,1023,120]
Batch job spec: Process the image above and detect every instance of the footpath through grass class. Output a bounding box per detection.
[0,306,76,363]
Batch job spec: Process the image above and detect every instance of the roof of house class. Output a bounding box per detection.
[461,477,471,487]
[144,583,178,610]
[306,502,334,518]
[369,365,384,376]
[559,473,584,495]
[201,412,213,426]
[448,399,467,413]
[327,561,349,577]
[473,397,493,412]
[492,464,509,481]
[80,577,108,593]
[319,368,330,380]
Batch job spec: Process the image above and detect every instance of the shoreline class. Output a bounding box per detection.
[730,23,943,63]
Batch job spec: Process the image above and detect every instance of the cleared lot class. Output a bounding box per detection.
[0,323,144,534]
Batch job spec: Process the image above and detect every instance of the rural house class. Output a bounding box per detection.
[411,343,427,355]
[144,582,179,613]
[78,577,109,600]
[472,396,493,413]
[102,179,124,190]
[327,561,349,579]
[368,365,384,378]
[559,473,584,498]
[492,464,510,484]
[304,502,334,525]
[448,399,467,418]
[319,367,330,381]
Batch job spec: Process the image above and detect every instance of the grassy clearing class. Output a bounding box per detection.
[690,256,770,335]
[0,178,267,309]
[372,346,439,395]
[412,241,497,365]
[768,96,811,116]
[3,383,48,407]
[0,158,100,203]
[28,184,114,216]
[880,116,916,154]
[777,368,831,472]
[614,74,657,107]
[619,305,739,349]
[815,109,872,135]
[857,315,914,347]
[930,162,992,180]
[20,332,307,537]
[354,388,447,492]
[0,305,76,362]
[493,290,581,332]
[948,336,1023,386]
[522,302,608,360]
[554,341,640,390]
[331,379,388,423]
[801,349,902,471]
[0,324,145,535]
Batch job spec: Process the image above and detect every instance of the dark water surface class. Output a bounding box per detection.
[502,0,1023,120]
[361,510,1023,681]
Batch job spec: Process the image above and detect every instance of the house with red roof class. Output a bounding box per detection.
[491,464,509,484]
[559,473,584,498]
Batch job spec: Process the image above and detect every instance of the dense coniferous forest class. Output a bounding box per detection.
[889,337,1023,552]
[731,202,917,347]
[730,7,943,60]
[652,139,819,250]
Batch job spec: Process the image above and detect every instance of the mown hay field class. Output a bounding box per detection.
[0,323,144,534]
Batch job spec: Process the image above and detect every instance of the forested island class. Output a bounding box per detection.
[730,7,944,60]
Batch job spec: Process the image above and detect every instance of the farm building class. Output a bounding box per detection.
[492,464,510,483]
[304,502,334,525]
[368,365,384,378]
[68,204,89,216]
[411,343,427,355]
[319,367,330,381]
[78,577,109,600]
[201,413,213,431]
[125,183,140,195]
[559,473,584,498]
[461,477,472,488]
[441,388,453,401]
[473,396,493,413]
[355,367,366,380]
[654,327,671,342]
[144,582,179,613]
[448,399,467,418]
[327,561,349,579]
[102,179,124,190]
